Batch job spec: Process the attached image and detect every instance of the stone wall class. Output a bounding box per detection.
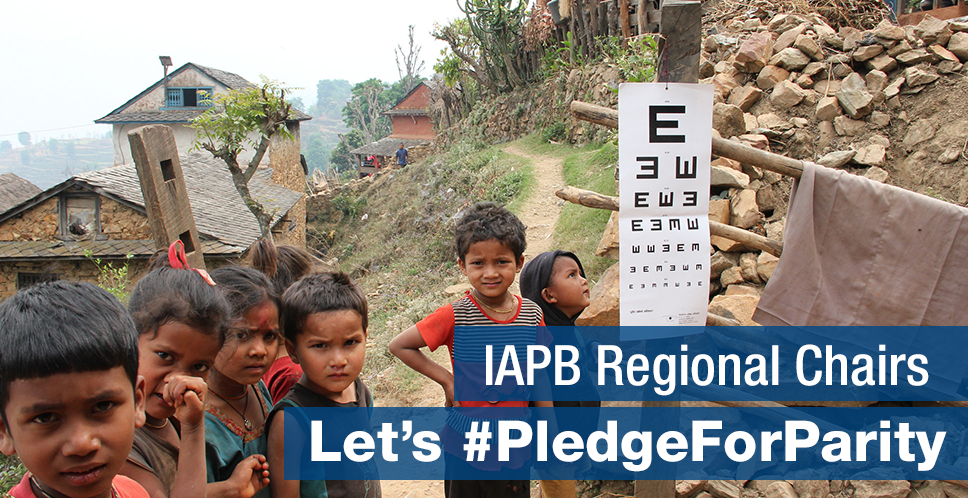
[272,197,307,247]
[100,198,151,240]
[269,123,307,247]
[0,258,150,301]
[0,198,59,241]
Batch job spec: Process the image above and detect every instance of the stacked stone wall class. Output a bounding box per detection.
[100,198,151,240]
[0,198,59,241]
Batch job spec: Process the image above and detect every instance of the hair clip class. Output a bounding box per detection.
[168,240,216,286]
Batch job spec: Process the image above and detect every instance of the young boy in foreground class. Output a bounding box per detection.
[390,201,553,498]
[0,281,148,498]
[267,272,381,498]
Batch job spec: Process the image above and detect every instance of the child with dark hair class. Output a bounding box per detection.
[390,201,552,498]
[0,281,149,498]
[267,272,381,498]
[206,266,279,498]
[520,251,601,498]
[122,254,261,498]
[250,239,316,404]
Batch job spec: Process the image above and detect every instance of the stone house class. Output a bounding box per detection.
[0,173,41,214]
[0,152,303,299]
[351,81,436,176]
[95,62,311,248]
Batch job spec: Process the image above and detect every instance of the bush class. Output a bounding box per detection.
[332,194,367,218]
[542,122,568,143]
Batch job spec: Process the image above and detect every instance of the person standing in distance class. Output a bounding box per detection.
[395,143,408,167]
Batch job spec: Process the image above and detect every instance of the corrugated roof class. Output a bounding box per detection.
[0,173,41,214]
[75,151,303,248]
[0,239,241,261]
[350,137,430,157]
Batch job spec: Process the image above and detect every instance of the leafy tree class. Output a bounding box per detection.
[289,96,306,112]
[65,141,76,159]
[192,78,294,238]
[329,130,365,173]
[342,79,391,143]
[315,79,353,119]
[396,25,426,93]
[48,138,59,154]
[19,150,30,165]
[17,131,30,147]
[0,140,11,153]
[303,132,333,173]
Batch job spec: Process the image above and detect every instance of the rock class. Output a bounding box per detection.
[911,481,945,498]
[739,252,762,284]
[774,24,807,51]
[896,48,935,65]
[575,263,619,326]
[735,32,774,72]
[791,117,809,128]
[853,44,885,61]
[765,481,798,498]
[795,34,824,60]
[887,39,913,57]
[870,135,891,147]
[813,79,842,95]
[710,252,737,281]
[816,96,842,121]
[728,84,763,112]
[757,65,790,90]
[770,47,811,71]
[803,61,826,76]
[916,15,953,46]
[850,480,910,498]
[596,211,619,259]
[953,21,968,33]
[841,72,867,92]
[766,218,785,241]
[949,32,968,62]
[943,482,968,498]
[713,103,747,138]
[726,284,761,296]
[700,59,716,78]
[712,157,743,172]
[711,165,750,188]
[863,166,889,183]
[742,18,762,30]
[938,59,964,73]
[939,146,962,164]
[706,480,743,498]
[854,144,887,167]
[713,73,742,102]
[834,115,868,136]
[709,199,731,224]
[730,189,764,229]
[745,113,759,132]
[757,252,779,282]
[818,150,856,168]
[904,118,936,148]
[770,80,806,108]
[704,34,736,53]
[841,26,864,51]
[928,44,959,62]
[708,294,761,326]
[739,134,771,150]
[836,86,874,119]
[884,76,905,99]
[866,53,898,73]
[757,113,793,132]
[677,480,706,498]
[720,266,745,286]
[866,69,889,93]
[795,73,814,88]
[872,19,906,40]
[869,111,890,128]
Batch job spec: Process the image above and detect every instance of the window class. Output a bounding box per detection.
[59,195,100,239]
[166,87,214,108]
[17,272,59,290]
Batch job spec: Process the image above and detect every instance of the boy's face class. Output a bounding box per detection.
[139,321,221,422]
[459,239,525,303]
[543,257,591,318]
[287,310,366,403]
[0,367,146,498]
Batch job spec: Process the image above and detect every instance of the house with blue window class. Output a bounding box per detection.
[95,62,311,167]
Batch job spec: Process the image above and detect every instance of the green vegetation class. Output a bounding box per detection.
[84,250,134,304]
[556,142,617,281]
[0,455,26,494]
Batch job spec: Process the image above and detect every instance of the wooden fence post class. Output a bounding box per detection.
[128,125,206,270]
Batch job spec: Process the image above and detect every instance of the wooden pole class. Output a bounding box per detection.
[619,0,632,43]
[657,0,702,83]
[588,0,600,39]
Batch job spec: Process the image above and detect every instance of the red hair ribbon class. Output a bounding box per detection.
[167,240,216,286]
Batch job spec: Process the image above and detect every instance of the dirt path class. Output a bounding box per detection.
[379,144,563,497]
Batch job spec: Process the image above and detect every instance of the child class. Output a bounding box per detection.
[520,251,601,498]
[0,281,149,498]
[250,239,315,404]
[206,266,279,498]
[266,272,381,498]
[389,201,551,498]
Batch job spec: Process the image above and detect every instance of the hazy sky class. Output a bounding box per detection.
[0,0,467,146]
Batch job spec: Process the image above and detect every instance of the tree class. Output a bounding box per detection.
[0,140,11,153]
[192,79,293,239]
[48,138,59,154]
[19,150,30,165]
[395,25,426,93]
[289,96,306,112]
[65,141,76,159]
[17,131,31,147]
[315,79,353,119]
[342,79,391,144]
[329,130,365,173]
[302,132,332,174]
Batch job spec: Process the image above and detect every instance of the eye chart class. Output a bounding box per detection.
[619,83,713,327]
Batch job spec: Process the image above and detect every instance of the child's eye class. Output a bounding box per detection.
[193,364,211,373]
[235,331,248,341]
[263,332,278,342]
[311,343,328,349]
[156,351,173,361]
[31,412,57,425]
[345,340,360,347]
[93,401,117,414]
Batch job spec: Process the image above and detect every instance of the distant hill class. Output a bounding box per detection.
[0,138,115,189]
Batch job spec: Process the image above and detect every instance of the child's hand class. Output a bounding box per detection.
[163,374,207,427]
[443,381,460,408]
[227,454,270,498]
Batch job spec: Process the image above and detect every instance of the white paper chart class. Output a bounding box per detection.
[619,83,713,326]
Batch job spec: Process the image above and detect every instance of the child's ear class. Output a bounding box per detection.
[286,339,299,364]
[541,288,559,305]
[0,416,16,456]
[457,257,467,276]
[133,375,147,430]
[516,255,525,272]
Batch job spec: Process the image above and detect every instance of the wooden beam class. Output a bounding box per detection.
[657,0,702,83]
[570,100,808,179]
[619,0,632,42]
[555,186,784,257]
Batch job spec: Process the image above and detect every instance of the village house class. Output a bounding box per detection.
[351,81,435,176]
[0,173,41,214]
[0,152,303,299]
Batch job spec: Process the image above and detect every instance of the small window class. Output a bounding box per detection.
[17,272,59,290]
[60,195,100,239]
[166,88,214,108]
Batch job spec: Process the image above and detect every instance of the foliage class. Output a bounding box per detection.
[84,249,134,304]
[289,96,306,112]
[485,168,530,205]
[395,25,426,93]
[604,35,658,83]
[0,140,10,153]
[556,141,617,280]
[541,122,567,143]
[303,132,336,173]
[0,455,25,494]
[17,131,30,147]
[192,78,295,238]
[332,194,367,218]
[315,79,352,119]
[19,150,29,166]
[329,129,366,173]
